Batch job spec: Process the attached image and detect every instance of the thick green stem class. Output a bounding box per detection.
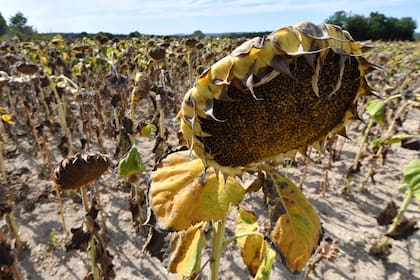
[379,190,414,249]
[89,236,100,280]
[210,220,225,280]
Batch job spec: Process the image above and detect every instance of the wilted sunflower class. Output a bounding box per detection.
[178,22,378,175]
[54,153,111,191]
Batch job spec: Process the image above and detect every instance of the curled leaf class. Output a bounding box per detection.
[168,223,205,279]
[140,123,157,137]
[263,170,321,272]
[1,114,16,125]
[366,99,385,125]
[399,159,420,205]
[150,149,244,231]
[118,146,145,177]
[236,207,275,279]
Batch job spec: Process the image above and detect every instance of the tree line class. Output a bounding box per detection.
[1,11,417,42]
[326,11,417,41]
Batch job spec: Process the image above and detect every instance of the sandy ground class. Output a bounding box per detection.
[1,102,418,280]
[1,40,419,280]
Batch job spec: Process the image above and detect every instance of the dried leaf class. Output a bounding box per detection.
[0,241,14,266]
[263,171,321,273]
[95,239,115,279]
[236,207,275,279]
[143,227,171,262]
[168,223,205,279]
[150,150,244,230]
[385,219,418,240]
[54,153,111,191]
[376,200,398,226]
[65,226,91,251]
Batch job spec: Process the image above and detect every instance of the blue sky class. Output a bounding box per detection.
[1,0,419,35]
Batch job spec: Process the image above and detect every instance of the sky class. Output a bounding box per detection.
[1,0,419,35]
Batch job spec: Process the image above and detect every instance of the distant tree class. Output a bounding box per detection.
[129,31,141,38]
[9,12,27,31]
[8,11,36,40]
[191,30,205,38]
[345,15,370,40]
[0,12,7,36]
[325,10,348,27]
[368,12,387,40]
[325,11,417,40]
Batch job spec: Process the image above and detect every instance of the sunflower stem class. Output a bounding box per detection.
[129,89,136,145]
[81,185,90,213]
[210,219,225,280]
[6,212,24,255]
[344,118,374,192]
[81,185,99,280]
[54,184,69,238]
[379,189,413,249]
[0,139,6,183]
[359,102,409,192]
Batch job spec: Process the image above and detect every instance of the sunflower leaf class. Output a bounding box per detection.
[263,170,321,273]
[366,98,385,125]
[236,207,275,279]
[399,159,420,205]
[118,146,145,177]
[168,223,205,279]
[150,150,244,231]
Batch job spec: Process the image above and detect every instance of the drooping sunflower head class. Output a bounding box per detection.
[178,22,378,176]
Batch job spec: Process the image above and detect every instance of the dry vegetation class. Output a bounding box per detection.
[0,31,419,280]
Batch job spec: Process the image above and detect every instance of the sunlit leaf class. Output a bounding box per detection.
[140,124,157,137]
[366,99,385,125]
[118,146,145,178]
[40,56,48,65]
[1,114,16,125]
[263,171,321,273]
[150,149,244,230]
[236,207,275,279]
[372,134,415,149]
[168,223,205,279]
[399,159,420,205]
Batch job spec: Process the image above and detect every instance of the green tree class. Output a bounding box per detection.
[8,11,36,40]
[325,11,417,41]
[191,30,205,38]
[0,12,7,36]
[346,15,370,40]
[325,10,348,27]
[9,11,27,31]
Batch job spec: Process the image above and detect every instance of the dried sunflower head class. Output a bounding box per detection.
[54,153,111,191]
[178,22,378,175]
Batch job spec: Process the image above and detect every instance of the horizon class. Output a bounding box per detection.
[1,0,419,35]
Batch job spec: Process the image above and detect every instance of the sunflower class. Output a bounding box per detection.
[178,21,377,176]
